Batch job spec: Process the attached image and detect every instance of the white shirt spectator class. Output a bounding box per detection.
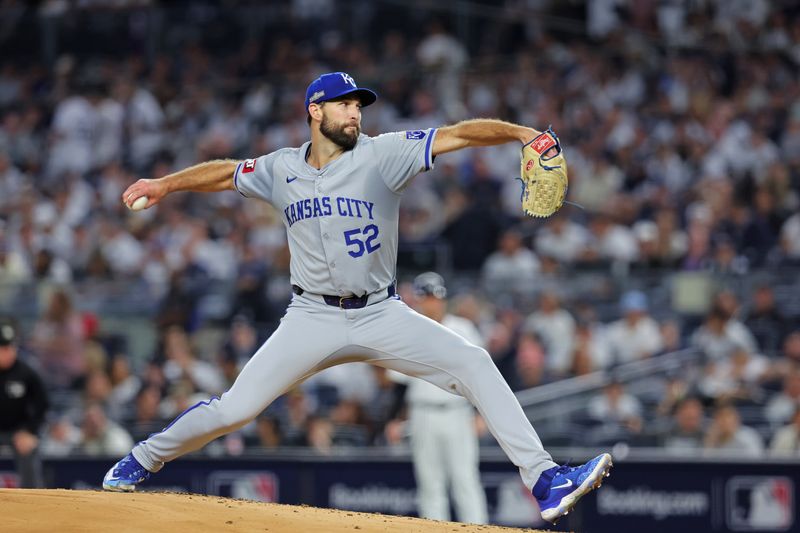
[417,30,468,72]
[94,97,124,167]
[101,227,145,276]
[765,394,800,427]
[706,426,764,457]
[482,239,540,297]
[781,213,800,259]
[0,154,26,210]
[587,0,626,38]
[691,320,759,361]
[0,245,31,285]
[699,354,769,399]
[588,389,642,421]
[304,362,378,406]
[579,324,614,371]
[606,316,664,364]
[48,95,100,177]
[125,87,165,170]
[81,420,134,457]
[770,424,800,456]
[191,238,238,281]
[40,419,82,457]
[523,307,575,375]
[570,158,624,214]
[597,224,639,263]
[163,358,226,397]
[535,219,590,262]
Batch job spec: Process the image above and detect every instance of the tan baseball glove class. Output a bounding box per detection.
[519,127,568,218]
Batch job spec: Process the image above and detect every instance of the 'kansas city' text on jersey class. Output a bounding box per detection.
[233,129,437,297]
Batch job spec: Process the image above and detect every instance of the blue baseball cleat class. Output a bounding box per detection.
[533,452,613,524]
[102,453,151,492]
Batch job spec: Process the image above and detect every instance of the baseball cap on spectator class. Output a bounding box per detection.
[0,322,16,346]
[413,272,447,299]
[620,290,648,313]
[304,72,378,109]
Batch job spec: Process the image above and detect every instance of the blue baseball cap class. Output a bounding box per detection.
[620,290,648,313]
[304,72,378,110]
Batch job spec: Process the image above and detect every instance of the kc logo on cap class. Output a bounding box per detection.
[304,72,378,109]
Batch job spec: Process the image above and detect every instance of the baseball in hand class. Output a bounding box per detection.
[128,196,149,211]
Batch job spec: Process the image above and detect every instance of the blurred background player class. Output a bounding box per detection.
[390,272,489,524]
[0,321,49,488]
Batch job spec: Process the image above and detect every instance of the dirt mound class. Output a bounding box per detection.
[1,489,547,533]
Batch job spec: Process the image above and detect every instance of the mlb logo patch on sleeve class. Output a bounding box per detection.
[405,130,426,140]
[242,159,257,173]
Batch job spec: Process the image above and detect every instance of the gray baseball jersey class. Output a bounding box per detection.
[124,127,559,500]
[233,128,437,296]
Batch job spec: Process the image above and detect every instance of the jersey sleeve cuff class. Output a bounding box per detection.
[232,161,249,198]
[424,128,437,172]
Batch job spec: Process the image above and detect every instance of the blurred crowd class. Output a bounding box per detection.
[0,0,799,459]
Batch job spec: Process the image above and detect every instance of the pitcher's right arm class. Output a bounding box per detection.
[122,159,239,209]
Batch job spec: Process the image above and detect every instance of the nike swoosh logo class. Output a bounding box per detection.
[286,176,298,183]
[552,479,573,490]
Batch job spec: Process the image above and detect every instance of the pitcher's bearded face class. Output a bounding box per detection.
[320,112,359,150]
[319,99,362,150]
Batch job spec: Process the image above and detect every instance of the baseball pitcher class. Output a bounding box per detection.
[103,72,610,524]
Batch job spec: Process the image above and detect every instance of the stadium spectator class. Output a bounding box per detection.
[159,325,225,396]
[481,228,540,298]
[534,216,590,264]
[581,213,639,265]
[107,354,141,422]
[704,404,764,457]
[698,346,769,405]
[691,304,758,362]
[522,291,575,379]
[39,417,81,457]
[587,380,643,444]
[219,314,261,376]
[514,331,546,389]
[781,332,800,368]
[82,368,114,416]
[253,415,282,450]
[660,397,706,453]
[605,291,663,365]
[79,403,133,456]
[764,371,800,428]
[781,213,800,260]
[303,415,335,456]
[744,285,789,356]
[571,317,612,375]
[328,400,371,448]
[30,288,86,389]
[484,308,521,386]
[127,385,166,443]
[280,389,312,446]
[659,319,684,354]
[653,208,688,266]
[228,247,276,328]
[769,408,800,456]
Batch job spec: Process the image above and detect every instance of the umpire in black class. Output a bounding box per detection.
[0,321,48,487]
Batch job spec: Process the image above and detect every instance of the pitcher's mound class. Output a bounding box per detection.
[0,489,548,533]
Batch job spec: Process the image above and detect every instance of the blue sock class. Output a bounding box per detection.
[532,465,559,500]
